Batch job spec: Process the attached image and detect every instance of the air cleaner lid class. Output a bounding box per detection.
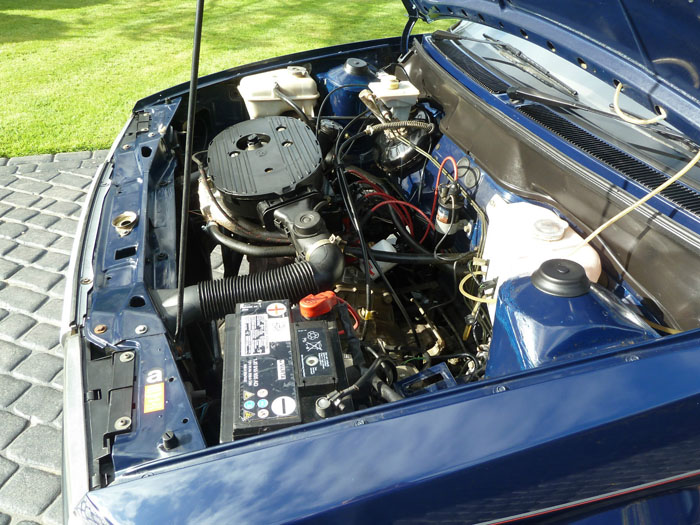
[531,259,590,297]
[207,116,322,200]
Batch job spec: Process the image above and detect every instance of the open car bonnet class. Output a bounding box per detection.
[404,0,700,143]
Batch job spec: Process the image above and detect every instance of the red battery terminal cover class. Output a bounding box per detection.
[299,291,338,319]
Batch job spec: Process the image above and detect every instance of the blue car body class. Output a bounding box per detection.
[62,2,700,523]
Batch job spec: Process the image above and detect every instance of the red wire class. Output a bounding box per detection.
[369,199,436,243]
[429,155,459,225]
[336,297,361,330]
[362,191,414,234]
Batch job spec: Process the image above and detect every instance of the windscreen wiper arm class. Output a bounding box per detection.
[432,29,578,99]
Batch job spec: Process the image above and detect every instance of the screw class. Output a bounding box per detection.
[114,416,131,430]
[135,324,148,335]
[119,351,135,363]
[494,385,507,393]
[94,324,108,334]
[80,278,92,285]
[148,132,156,137]
[157,252,168,260]
[625,355,640,362]
[140,127,149,132]
[122,144,131,150]
[354,419,366,426]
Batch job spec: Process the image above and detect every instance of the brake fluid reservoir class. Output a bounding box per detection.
[482,197,601,316]
[238,66,319,119]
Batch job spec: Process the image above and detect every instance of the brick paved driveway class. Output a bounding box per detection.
[0,151,107,525]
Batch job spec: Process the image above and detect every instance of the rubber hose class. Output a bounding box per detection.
[198,261,318,320]
[345,245,472,264]
[273,84,312,126]
[206,223,296,257]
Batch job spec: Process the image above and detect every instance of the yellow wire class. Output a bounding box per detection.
[612,82,667,126]
[643,319,682,335]
[459,270,497,304]
[573,147,700,253]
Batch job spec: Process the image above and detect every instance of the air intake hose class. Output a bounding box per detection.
[198,261,317,320]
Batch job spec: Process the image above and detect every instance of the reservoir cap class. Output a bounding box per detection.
[531,259,590,297]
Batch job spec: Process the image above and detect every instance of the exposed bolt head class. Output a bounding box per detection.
[161,430,179,450]
[148,132,156,137]
[122,144,132,150]
[135,324,148,335]
[94,324,108,335]
[114,416,131,430]
[119,351,135,363]
[494,385,508,393]
[80,278,92,285]
[140,127,149,133]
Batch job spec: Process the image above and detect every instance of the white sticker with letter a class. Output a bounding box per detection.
[146,368,164,384]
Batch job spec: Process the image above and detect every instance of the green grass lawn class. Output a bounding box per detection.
[0,1,448,158]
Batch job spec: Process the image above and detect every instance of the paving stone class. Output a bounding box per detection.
[0,204,12,218]
[20,324,60,353]
[0,314,36,341]
[8,155,53,165]
[34,251,70,273]
[0,512,9,525]
[34,299,63,325]
[0,166,17,176]
[13,386,62,424]
[0,222,28,239]
[79,159,103,170]
[48,236,73,253]
[49,370,63,390]
[20,171,58,183]
[0,240,17,256]
[15,228,59,249]
[0,411,28,448]
[6,425,61,473]
[15,164,37,174]
[41,185,85,203]
[7,178,51,195]
[0,341,30,372]
[0,466,60,516]
[47,278,66,301]
[62,168,98,177]
[1,192,40,209]
[54,151,92,161]
[36,160,81,172]
[0,158,7,167]
[17,521,41,525]
[49,173,92,190]
[8,267,61,294]
[5,245,45,265]
[25,213,58,230]
[42,496,62,525]
[45,200,81,218]
[47,217,78,236]
[0,457,18,488]
[0,374,30,408]
[2,208,38,223]
[0,286,47,314]
[13,354,63,385]
[93,149,110,161]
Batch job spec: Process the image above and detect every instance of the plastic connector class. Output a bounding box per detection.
[299,291,338,319]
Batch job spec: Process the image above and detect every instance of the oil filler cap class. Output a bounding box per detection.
[531,259,590,297]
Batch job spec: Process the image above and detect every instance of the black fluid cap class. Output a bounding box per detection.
[531,259,590,297]
[161,430,179,451]
[294,211,323,237]
[344,58,370,76]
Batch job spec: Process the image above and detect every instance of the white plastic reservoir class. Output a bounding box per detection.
[238,66,319,119]
[482,197,601,316]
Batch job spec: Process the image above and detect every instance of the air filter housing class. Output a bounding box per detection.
[207,116,323,219]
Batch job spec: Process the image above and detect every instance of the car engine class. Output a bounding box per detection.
[160,57,662,443]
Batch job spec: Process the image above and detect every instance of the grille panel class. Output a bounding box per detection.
[519,104,700,216]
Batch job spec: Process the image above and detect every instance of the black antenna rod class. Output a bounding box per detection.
[175,0,205,339]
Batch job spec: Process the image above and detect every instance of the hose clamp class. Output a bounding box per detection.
[305,234,342,261]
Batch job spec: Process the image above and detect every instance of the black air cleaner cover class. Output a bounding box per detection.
[207,116,323,201]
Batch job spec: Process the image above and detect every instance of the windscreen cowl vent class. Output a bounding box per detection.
[518,104,700,216]
[432,39,509,94]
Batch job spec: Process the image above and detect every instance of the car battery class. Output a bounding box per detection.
[221,299,349,442]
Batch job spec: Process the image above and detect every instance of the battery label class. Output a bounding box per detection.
[240,314,269,356]
[297,327,333,379]
[236,301,299,427]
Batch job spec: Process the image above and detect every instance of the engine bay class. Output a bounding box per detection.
[141,44,687,446]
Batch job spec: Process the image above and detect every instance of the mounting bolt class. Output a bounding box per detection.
[161,430,179,451]
[114,416,131,431]
[494,385,508,394]
[80,278,92,285]
[119,351,135,363]
[135,324,148,335]
[94,324,108,335]
[122,144,131,150]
